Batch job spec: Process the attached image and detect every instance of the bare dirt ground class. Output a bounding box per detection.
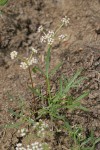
[0,0,100,149]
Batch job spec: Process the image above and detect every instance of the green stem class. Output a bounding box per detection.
[46,76,51,101]
[28,66,34,98]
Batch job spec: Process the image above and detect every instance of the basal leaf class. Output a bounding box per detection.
[64,69,82,94]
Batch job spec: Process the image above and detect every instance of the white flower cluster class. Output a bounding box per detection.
[61,16,70,26]
[10,47,38,70]
[10,51,18,60]
[31,142,43,150]
[37,25,43,33]
[16,143,23,150]
[16,142,50,150]
[40,30,54,45]
[20,62,28,70]
[33,120,49,137]
[18,128,28,137]
[58,34,68,41]
[30,47,38,53]
[20,57,37,70]
[38,16,70,45]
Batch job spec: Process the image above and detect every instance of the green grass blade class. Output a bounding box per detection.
[8,109,22,118]
[66,103,88,111]
[64,121,72,132]
[32,66,45,76]
[92,137,100,149]
[71,77,86,88]
[77,105,88,111]
[73,92,89,103]
[50,62,62,77]
[63,69,82,94]
[5,121,24,129]
[29,86,44,100]
[37,107,49,119]
[81,137,92,147]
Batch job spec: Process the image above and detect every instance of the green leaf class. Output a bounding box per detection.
[73,91,89,103]
[81,137,92,147]
[27,118,35,125]
[52,114,65,120]
[64,121,72,132]
[32,66,45,76]
[37,107,49,119]
[8,109,22,118]
[71,77,86,88]
[50,62,62,77]
[92,137,100,149]
[77,105,88,111]
[29,86,44,100]
[66,103,88,111]
[5,121,24,129]
[0,0,8,6]
[64,69,82,94]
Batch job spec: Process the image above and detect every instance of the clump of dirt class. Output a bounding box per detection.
[0,0,100,150]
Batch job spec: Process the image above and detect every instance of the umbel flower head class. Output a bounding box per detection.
[58,34,68,41]
[61,16,70,26]
[10,47,38,70]
[10,51,18,59]
[40,30,55,45]
[20,57,38,70]
[38,16,70,46]
[20,62,28,70]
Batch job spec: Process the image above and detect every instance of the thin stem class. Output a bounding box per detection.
[28,66,34,98]
[46,77,51,100]
[54,24,64,36]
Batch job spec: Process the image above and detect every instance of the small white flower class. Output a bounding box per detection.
[48,37,54,45]
[20,132,26,137]
[16,143,22,147]
[10,51,18,59]
[47,30,54,38]
[78,133,82,137]
[61,16,70,26]
[40,36,46,43]
[38,25,43,33]
[21,128,25,132]
[58,34,68,41]
[27,145,30,148]
[20,62,28,70]
[40,30,54,45]
[31,47,37,53]
[30,57,38,64]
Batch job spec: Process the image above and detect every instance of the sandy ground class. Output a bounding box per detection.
[0,0,100,149]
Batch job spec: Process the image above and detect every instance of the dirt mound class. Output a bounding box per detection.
[0,0,100,149]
